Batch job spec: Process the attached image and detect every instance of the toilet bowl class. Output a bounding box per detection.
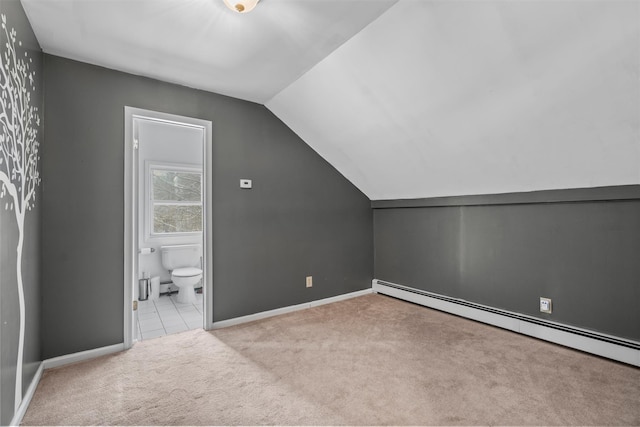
[171,267,202,304]
[160,244,202,304]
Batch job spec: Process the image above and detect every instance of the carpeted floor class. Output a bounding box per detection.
[22,294,640,425]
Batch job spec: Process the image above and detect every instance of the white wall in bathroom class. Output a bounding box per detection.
[137,118,204,283]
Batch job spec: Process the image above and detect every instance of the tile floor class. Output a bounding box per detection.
[136,292,203,341]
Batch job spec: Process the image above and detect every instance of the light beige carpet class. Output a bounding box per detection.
[23,294,640,426]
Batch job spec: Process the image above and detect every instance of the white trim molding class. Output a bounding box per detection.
[373,279,640,367]
[42,343,125,370]
[9,362,44,427]
[124,107,214,345]
[145,161,203,241]
[10,343,125,425]
[212,289,373,329]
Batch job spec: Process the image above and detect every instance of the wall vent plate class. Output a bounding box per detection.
[540,297,552,314]
[240,179,252,189]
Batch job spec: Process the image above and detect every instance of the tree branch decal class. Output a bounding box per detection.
[0,13,41,413]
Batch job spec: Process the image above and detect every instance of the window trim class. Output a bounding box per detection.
[145,161,203,240]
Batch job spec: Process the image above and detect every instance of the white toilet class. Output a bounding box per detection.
[160,244,202,304]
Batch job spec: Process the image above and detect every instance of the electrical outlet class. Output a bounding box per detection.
[306,276,313,288]
[540,297,552,314]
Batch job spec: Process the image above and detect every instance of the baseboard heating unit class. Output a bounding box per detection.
[372,279,640,367]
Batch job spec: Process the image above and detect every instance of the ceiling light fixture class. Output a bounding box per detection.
[223,0,259,13]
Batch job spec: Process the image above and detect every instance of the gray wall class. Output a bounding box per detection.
[0,0,42,424]
[42,55,373,359]
[374,187,640,342]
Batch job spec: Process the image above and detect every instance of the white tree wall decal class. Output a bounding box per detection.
[0,13,41,413]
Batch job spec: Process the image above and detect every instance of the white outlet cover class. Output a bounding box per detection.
[540,297,552,314]
[240,179,252,189]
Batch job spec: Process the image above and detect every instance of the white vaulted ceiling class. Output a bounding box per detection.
[21,0,640,200]
[20,0,397,103]
[267,0,640,200]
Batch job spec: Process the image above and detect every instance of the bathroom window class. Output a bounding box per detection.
[149,165,202,236]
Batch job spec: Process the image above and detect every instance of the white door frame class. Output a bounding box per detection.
[124,106,213,349]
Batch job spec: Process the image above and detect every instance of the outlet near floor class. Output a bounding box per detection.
[540,297,552,314]
[306,276,313,288]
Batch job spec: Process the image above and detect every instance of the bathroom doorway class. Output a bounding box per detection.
[124,107,213,347]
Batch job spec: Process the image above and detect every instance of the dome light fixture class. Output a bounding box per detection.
[223,0,259,13]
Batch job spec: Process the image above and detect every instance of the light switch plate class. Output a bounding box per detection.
[240,179,252,189]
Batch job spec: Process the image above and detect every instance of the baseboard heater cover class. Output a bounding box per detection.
[373,279,640,367]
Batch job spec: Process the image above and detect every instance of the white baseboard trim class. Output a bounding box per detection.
[212,288,373,329]
[373,280,640,367]
[42,343,125,370]
[10,362,44,426]
[10,343,125,424]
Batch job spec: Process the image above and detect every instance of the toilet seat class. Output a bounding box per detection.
[172,267,202,278]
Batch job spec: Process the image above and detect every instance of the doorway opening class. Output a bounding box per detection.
[124,107,213,347]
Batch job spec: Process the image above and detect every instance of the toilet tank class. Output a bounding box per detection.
[160,244,202,270]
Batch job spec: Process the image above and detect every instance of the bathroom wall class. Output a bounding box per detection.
[0,0,43,423]
[41,55,373,359]
[137,118,203,285]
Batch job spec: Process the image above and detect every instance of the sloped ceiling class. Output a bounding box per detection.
[267,0,640,200]
[20,0,397,104]
[22,0,640,200]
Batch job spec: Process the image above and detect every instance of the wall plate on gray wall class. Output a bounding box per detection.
[540,297,552,314]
